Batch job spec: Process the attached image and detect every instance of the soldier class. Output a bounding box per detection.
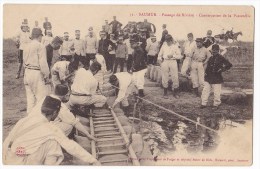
[59,32,73,60]
[67,61,107,109]
[109,72,134,109]
[158,34,183,98]
[181,33,197,77]
[104,20,111,35]
[15,19,31,79]
[108,33,117,72]
[146,35,160,65]
[3,96,100,165]
[209,35,227,56]
[201,44,232,109]
[85,29,98,67]
[124,33,134,71]
[109,16,122,38]
[160,24,168,49]
[130,34,147,97]
[190,38,211,97]
[51,48,76,88]
[97,31,115,71]
[42,29,53,47]
[43,17,52,36]
[72,30,86,69]
[23,28,51,113]
[203,30,215,48]
[46,36,63,69]
[114,36,128,73]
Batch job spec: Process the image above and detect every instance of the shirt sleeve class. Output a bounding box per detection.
[173,46,183,59]
[58,105,79,126]
[114,79,129,103]
[38,44,50,79]
[51,124,97,164]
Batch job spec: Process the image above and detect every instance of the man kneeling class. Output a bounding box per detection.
[3,96,100,165]
[67,61,107,109]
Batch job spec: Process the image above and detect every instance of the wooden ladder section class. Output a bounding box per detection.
[89,108,140,166]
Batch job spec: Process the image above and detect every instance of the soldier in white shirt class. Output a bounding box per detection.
[3,96,100,165]
[85,30,98,66]
[109,72,133,109]
[59,32,73,60]
[124,36,134,71]
[146,35,160,65]
[72,30,86,69]
[15,20,31,79]
[181,33,197,76]
[23,28,51,113]
[158,34,183,98]
[42,30,54,47]
[190,38,212,97]
[67,62,107,110]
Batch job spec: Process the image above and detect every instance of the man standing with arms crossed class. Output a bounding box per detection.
[23,28,51,113]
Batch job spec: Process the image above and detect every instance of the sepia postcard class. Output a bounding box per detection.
[1,4,254,166]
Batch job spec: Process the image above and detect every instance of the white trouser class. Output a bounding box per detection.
[133,68,147,90]
[24,69,51,113]
[4,140,64,165]
[161,60,179,90]
[201,82,222,106]
[181,57,191,75]
[191,61,205,88]
[68,94,107,108]
[94,70,104,91]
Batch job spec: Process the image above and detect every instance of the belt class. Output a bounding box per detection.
[164,59,176,61]
[25,67,40,70]
[71,92,91,96]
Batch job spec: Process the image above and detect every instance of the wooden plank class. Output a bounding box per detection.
[93,114,112,117]
[93,120,115,124]
[95,132,121,137]
[93,117,114,121]
[98,150,128,155]
[97,137,123,142]
[89,109,96,158]
[97,143,126,148]
[110,109,141,166]
[95,128,119,132]
[100,158,129,163]
[94,124,117,128]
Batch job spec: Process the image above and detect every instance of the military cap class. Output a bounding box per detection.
[195,38,203,42]
[165,34,173,42]
[207,30,212,35]
[64,32,69,36]
[52,36,63,44]
[109,74,118,84]
[75,30,80,34]
[55,84,69,96]
[41,96,61,114]
[212,44,220,51]
[99,31,106,35]
[187,33,193,37]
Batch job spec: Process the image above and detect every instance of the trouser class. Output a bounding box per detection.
[181,57,191,76]
[17,50,24,76]
[24,69,51,113]
[132,68,147,90]
[86,53,96,67]
[113,58,125,73]
[74,54,81,69]
[60,55,71,61]
[191,61,205,88]
[94,70,104,91]
[126,54,133,71]
[102,52,110,71]
[201,82,222,106]
[147,55,157,65]
[108,54,116,71]
[4,140,64,165]
[161,60,179,90]
[67,94,107,108]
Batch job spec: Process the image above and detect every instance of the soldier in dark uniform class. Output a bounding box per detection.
[130,34,147,97]
[201,44,232,109]
[43,17,52,36]
[160,24,168,49]
[46,36,63,69]
[203,30,215,48]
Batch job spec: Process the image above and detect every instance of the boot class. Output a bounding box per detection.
[163,88,168,98]
[173,88,180,99]
[138,89,145,97]
[193,87,200,97]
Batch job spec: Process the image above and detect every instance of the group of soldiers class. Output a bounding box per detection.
[3,16,232,165]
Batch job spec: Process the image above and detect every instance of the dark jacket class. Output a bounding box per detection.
[109,20,122,34]
[203,36,215,48]
[161,29,168,43]
[132,46,147,72]
[43,21,52,30]
[205,53,232,84]
[98,38,115,56]
[46,44,54,69]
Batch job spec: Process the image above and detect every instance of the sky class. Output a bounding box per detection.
[3,4,254,41]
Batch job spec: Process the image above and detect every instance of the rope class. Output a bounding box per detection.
[110,84,218,133]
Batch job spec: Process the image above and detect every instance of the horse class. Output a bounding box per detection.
[231,32,243,42]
